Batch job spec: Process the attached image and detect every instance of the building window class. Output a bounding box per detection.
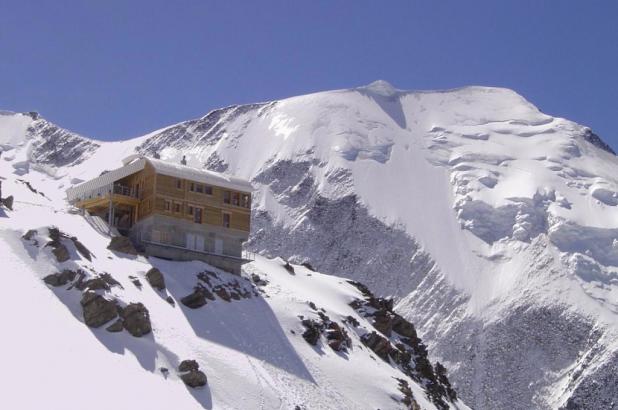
[174,202,181,213]
[223,212,230,228]
[164,199,171,212]
[196,184,204,194]
[242,194,251,208]
[204,185,213,195]
[223,190,231,204]
[189,182,195,192]
[232,192,240,206]
[194,207,203,224]
[188,205,194,215]
[176,179,182,190]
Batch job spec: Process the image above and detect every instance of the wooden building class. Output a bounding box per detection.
[66,155,253,274]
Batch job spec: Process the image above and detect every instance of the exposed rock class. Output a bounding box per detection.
[105,319,124,333]
[180,370,207,388]
[250,273,268,286]
[178,359,200,372]
[51,243,70,262]
[131,279,142,289]
[301,319,321,345]
[70,237,92,261]
[397,378,421,410]
[325,322,351,352]
[214,286,231,302]
[392,314,417,339]
[43,269,77,287]
[22,229,38,242]
[372,309,394,336]
[178,360,207,388]
[107,236,137,255]
[80,292,118,328]
[181,287,209,309]
[165,296,175,306]
[76,273,121,292]
[120,303,151,337]
[46,227,71,262]
[361,331,391,361]
[145,267,166,291]
[301,261,316,271]
[2,195,14,210]
[283,261,295,274]
[344,315,360,327]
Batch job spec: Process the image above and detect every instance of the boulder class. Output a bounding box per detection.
[178,359,207,388]
[105,319,124,333]
[120,303,152,337]
[107,236,137,255]
[180,370,207,388]
[43,269,77,287]
[2,195,14,210]
[181,287,208,309]
[146,268,166,291]
[80,292,118,327]
[178,359,199,372]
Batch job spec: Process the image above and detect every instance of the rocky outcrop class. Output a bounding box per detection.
[145,268,165,291]
[119,303,151,337]
[348,280,457,410]
[80,292,118,327]
[107,236,137,255]
[178,359,207,388]
[300,309,351,352]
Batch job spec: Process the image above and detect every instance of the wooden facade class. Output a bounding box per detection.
[71,157,252,273]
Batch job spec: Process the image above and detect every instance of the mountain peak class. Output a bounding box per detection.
[359,80,399,97]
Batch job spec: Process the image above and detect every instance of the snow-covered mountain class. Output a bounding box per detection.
[1,80,617,409]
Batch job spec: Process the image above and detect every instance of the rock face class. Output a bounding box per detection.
[80,292,118,327]
[107,236,137,255]
[178,360,207,388]
[145,268,166,291]
[120,303,152,337]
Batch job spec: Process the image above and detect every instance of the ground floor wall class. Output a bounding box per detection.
[129,214,249,274]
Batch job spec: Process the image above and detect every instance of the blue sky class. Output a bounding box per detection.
[1,1,617,149]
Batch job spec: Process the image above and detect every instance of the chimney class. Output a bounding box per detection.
[181,155,187,165]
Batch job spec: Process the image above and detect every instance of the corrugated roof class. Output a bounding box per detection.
[66,156,252,203]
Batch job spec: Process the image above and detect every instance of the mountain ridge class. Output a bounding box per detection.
[1,82,618,409]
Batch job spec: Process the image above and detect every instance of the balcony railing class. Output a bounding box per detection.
[112,184,136,197]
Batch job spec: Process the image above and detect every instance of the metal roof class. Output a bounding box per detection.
[66,156,253,203]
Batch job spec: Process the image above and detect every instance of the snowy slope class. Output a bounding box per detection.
[0,124,465,409]
[1,80,617,409]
